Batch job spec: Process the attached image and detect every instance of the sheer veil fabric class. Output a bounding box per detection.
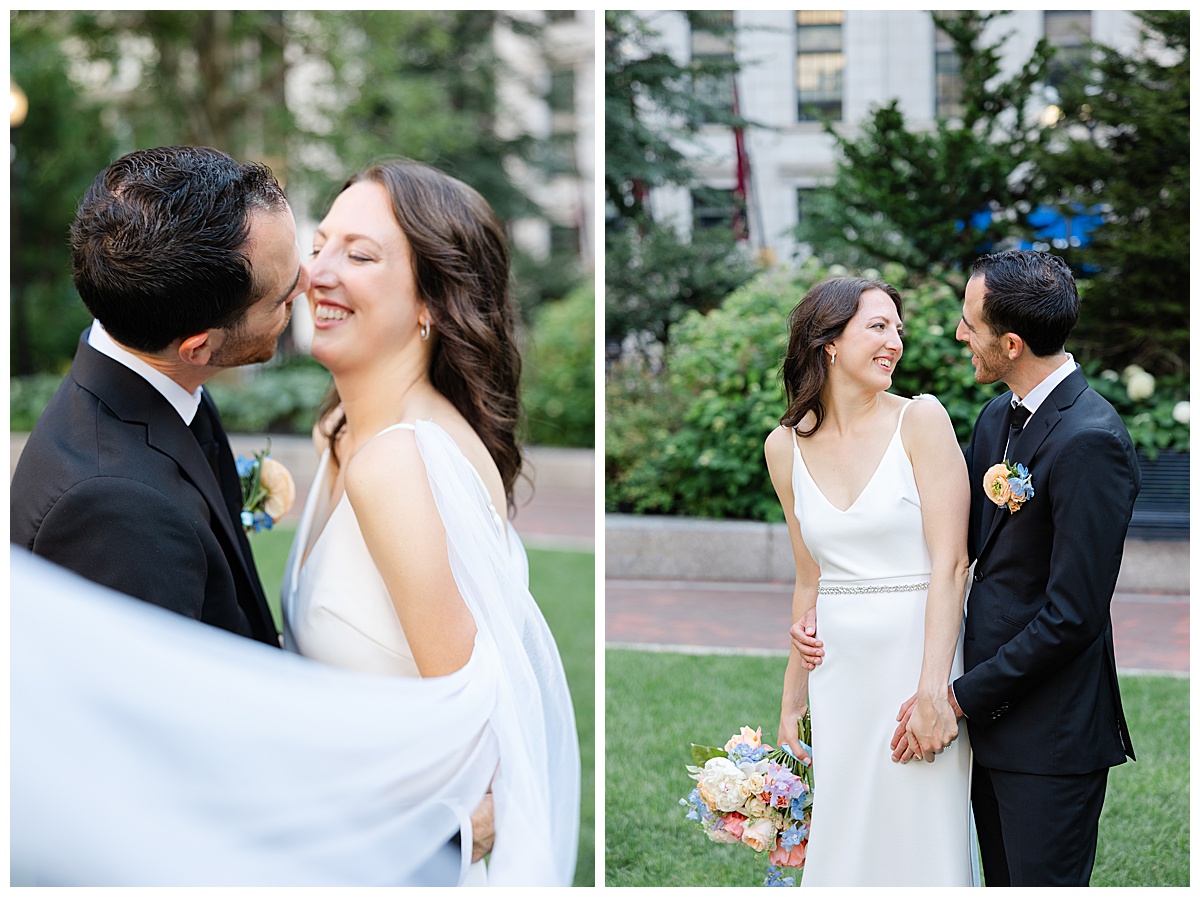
[11,420,579,886]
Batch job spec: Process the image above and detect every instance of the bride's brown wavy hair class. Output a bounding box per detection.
[780,276,903,437]
[316,160,523,512]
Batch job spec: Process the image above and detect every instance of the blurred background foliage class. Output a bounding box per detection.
[10,10,593,448]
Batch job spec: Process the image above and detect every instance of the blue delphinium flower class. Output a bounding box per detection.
[235,455,257,479]
[779,823,808,850]
[788,792,812,818]
[680,787,709,823]
[728,742,768,765]
[251,511,273,532]
[764,865,795,887]
[1008,463,1035,500]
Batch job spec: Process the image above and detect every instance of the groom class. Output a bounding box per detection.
[11,145,302,645]
[793,249,1138,886]
[10,145,495,867]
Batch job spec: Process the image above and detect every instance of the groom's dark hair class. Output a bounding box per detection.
[971,249,1079,357]
[70,145,288,352]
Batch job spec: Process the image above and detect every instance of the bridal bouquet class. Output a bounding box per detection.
[235,442,296,534]
[680,714,813,887]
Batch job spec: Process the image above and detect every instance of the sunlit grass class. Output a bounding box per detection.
[605,648,1188,887]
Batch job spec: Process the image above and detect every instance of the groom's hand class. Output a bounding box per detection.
[789,607,823,669]
[890,694,918,762]
[469,792,495,863]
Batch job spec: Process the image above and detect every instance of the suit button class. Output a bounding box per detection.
[973,571,984,583]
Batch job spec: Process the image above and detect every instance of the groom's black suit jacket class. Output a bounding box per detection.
[10,333,279,647]
[954,367,1137,775]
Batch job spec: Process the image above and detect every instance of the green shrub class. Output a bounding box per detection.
[605,220,760,345]
[522,282,595,448]
[607,263,815,521]
[10,372,70,430]
[1085,364,1190,461]
[203,356,332,434]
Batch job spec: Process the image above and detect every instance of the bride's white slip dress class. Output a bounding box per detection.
[282,420,579,886]
[792,397,977,887]
[11,421,578,886]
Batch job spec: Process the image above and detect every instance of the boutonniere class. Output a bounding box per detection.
[235,441,296,533]
[983,461,1035,514]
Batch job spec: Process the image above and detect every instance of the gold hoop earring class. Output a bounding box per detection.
[420,320,431,341]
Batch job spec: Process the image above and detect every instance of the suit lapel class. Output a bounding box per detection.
[977,393,1015,556]
[71,335,276,641]
[976,368,1089,560]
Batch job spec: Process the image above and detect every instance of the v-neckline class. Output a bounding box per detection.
[296,448,341,575]
[793,404,907,514]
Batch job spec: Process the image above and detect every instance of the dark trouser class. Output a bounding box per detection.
[972,761,1109,886]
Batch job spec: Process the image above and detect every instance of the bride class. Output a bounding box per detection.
[764,276,975,885]
[281,159,579,885]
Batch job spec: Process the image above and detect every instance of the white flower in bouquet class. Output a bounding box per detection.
[696,757,748,813]
[1172,401,1189,426]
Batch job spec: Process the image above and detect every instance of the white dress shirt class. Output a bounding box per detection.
[88,319,204,425]
[1011,353,1076,420]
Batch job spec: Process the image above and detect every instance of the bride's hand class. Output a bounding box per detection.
[777,708,812,768]
[905,693,959,763]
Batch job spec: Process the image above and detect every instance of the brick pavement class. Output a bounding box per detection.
[606,578,1189,675]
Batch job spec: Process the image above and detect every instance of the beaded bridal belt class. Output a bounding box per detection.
[817,581,930,595]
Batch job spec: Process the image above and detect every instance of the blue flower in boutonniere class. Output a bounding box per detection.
[983,460,1035,514]
[235,441,296,533]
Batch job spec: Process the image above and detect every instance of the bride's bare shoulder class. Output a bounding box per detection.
[764,424,796,475]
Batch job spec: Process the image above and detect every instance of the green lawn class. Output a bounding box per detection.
[249,526,595,887]
[605,648,1189,887]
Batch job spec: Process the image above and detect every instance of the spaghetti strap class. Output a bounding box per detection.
[896,394,930,430]
[366,421,419,446]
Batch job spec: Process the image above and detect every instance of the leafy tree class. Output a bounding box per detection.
[795,11,1054,289]
[605,221,756,345]
[1034,11,1189,374]
[10,13,119,374]
[56,11,293,170]
[9,11,588,373]
[604,10,758,345]
[605,10,742,221]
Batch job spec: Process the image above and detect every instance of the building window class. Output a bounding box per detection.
[690,11,736,124]
[1044,10,1093,93]
[796,10,843,122]
[934,13,965,119]
[692,188,740,231]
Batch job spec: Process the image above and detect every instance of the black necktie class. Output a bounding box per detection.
[1001,402,1030,464]
[189,401,221,482]
[1010,403,1031,432]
